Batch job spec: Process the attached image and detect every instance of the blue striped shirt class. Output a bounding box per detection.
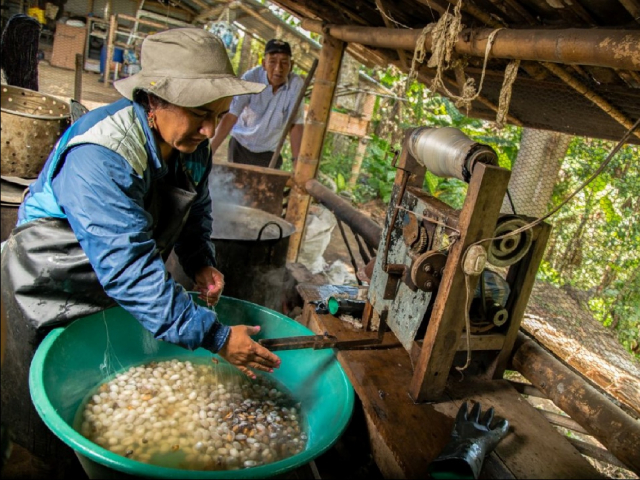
[229,66,304,153]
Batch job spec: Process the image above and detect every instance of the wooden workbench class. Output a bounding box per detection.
[296,284,602,479]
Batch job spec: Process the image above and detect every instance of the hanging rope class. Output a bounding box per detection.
[404,2,504,113]
[496,59,521,128]
[405,24,433,89]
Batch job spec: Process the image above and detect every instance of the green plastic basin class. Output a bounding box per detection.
[29,295,354,479]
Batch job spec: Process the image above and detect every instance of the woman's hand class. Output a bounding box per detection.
[194,266,224,306]
[217,325,281,379]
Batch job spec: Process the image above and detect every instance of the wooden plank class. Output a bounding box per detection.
[410,164,511,401]
[445,378,604,479]
[299,293,601,479]
[303,106,370,137]
[567,438,630,470]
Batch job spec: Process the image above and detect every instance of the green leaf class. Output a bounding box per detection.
[336,173,346,192]
[588,175,608,194]
[599,196,621,224]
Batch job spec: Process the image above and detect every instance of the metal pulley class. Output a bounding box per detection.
[488,215,533,267]
[410,251,447,292]
[408,127,498,182]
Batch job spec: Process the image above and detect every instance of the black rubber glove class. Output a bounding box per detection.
[429,401,510,479]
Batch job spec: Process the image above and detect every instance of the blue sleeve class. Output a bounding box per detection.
[173,156,216,279]
[51,144,230,352]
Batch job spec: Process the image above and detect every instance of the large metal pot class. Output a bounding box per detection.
[166,203,296,312]
[1,85,70,178]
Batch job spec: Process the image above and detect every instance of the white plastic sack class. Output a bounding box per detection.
[298,204,337,274]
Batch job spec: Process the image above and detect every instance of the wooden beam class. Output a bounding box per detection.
[409,163,511,402]
[568,437,631,470]
[301,21,640,72]
[117,13,171,30]
[285,34,346,263]
[539,409,590,435]
[618,0,640,24]
[512,332,640,473]
[74,53,83,102]
[104,14,117,87]
[507,380,546,398]
[374,0,409,70]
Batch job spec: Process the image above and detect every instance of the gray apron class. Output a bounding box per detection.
[0,155,197,465]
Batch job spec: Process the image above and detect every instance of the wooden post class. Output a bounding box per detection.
[285,34,345,263]
[512,332,640,474]
[347,93,376,189]
[347,136,369,189]
[104,14,117,86]
[237,33,253,76]
[74,53,83,102]
[409,163,511,402]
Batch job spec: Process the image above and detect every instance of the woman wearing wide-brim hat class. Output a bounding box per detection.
[0,28,281,471]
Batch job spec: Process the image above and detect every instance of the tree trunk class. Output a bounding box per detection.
[501,128,571,217]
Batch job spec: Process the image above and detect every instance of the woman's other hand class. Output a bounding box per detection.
[194,266,224,306]
[217,325,281,379]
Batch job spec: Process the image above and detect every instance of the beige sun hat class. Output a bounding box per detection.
[114,28,264,107]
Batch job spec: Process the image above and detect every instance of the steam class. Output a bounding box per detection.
[208,169,246,207]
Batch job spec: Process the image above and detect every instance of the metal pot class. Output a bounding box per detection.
[166,203,296,312]
[1,85,70,178]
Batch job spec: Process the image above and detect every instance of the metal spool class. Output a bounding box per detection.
[1,85,70,178]
[408,127,497,182]
[488,215,533,267]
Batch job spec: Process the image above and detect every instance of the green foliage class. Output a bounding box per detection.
[545,137,640,358]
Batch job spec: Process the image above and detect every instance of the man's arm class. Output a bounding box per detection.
[209,112,238,154]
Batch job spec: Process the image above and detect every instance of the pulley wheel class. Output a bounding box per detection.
[489,216,533,267]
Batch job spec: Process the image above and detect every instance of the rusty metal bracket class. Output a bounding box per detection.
[259,309,390,351]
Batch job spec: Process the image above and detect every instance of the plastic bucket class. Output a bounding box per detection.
[29,295,354,479]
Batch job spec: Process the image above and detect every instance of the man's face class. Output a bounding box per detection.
[262,53,292,88]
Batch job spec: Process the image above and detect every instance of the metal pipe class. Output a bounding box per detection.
[301,19,640,71]
[305,179,382,249]
[512,332,640,474]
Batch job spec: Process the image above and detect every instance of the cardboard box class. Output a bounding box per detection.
[51,23,87,70]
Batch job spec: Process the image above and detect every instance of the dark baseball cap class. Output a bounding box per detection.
[264,39,292,56]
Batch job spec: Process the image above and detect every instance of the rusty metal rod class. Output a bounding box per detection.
[301,19,640,71]
[305,179,382,249]
[511,332,640,474]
